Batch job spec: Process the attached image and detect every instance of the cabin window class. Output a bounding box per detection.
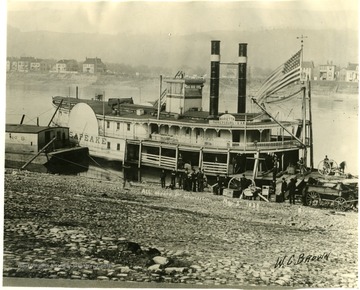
[117,122,120,130]
[196,128,201,136]
[127,123,131,131]
[9,133,11,138]
[217,131,221,138]
[107,142,111,149]
[186,128,190,134]
[30,142,33,146]
[117,143,120,151]
[107,121,110,129]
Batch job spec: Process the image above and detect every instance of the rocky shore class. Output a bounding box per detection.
[3,169,358,288]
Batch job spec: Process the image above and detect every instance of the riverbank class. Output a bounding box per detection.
[3,169,358,288]
[6,72,359,96]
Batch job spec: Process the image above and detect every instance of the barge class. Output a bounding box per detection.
[5,124,89,169]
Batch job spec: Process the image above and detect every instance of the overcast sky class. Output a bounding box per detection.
[6,0,359,35]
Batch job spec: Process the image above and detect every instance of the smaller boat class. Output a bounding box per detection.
[5,124,89,170]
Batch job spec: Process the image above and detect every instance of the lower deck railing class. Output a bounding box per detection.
[141,153,176,169]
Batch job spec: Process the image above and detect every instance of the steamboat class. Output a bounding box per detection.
[51,41,313,180]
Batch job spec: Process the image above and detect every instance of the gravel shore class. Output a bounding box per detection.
[3,169,358,288]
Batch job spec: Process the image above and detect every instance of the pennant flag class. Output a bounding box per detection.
[256,49,302,103]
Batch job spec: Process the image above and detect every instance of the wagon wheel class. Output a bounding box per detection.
[318,160,331,176]
[228,176,241,189]
[306,191,321,207]
[334,196,347,212]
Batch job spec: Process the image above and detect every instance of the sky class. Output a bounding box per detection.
[5,0,359,36]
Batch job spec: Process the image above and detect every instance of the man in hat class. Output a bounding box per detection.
[280,177,287,202]
[288,178,296,205]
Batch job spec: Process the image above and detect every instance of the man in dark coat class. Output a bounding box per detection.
[171,169,177,189]
[288,178,296,205]
[197,169,204,192]
[280,177,287,202]
[181,169,188,190]
[191,169,197,192]
[160,170,166,188]
[219,176,225,195]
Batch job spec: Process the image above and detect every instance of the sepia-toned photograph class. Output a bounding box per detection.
[2,0,358,288]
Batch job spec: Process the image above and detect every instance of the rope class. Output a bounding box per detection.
[49,154,90,169]
[51,152,124,180]
[87,154,124,180]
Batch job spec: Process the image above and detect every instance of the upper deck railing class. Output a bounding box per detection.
[149,133,307,151]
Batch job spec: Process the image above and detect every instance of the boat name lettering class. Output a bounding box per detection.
[209,120,245,125]
[70,132,107,144]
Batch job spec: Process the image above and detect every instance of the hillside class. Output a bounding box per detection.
[7,26,358,71]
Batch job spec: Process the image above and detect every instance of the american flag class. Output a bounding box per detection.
[256,49,302,103]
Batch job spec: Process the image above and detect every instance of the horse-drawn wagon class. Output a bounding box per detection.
[302,178,358,211]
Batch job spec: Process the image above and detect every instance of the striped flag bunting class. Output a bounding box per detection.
[256,49,302,104]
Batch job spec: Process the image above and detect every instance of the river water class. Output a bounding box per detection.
[5,76,359,180]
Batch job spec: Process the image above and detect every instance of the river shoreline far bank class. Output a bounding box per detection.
[6,72,359,96]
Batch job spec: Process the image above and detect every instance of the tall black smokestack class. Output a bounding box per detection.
[238,43,247,113]
[209,40,220,118]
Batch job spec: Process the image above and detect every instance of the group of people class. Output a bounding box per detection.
[161,168,207,192]
[279,177,297,204]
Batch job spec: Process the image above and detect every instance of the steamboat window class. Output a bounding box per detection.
[127,123,131,131]
[107,121,110,129]
[107,142,111,149]
[117,122,120,130]
[186,128,190,134]
[217,131,221,137]
[117,143,120,151]
[196,128,201,136]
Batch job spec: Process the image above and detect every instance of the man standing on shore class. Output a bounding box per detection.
[171,169,177,189]
[197,168,204,192]
[288,178,296,205]
[160,170,166,188]
[280,177,287,202]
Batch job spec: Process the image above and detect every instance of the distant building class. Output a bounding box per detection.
[221,64,237,78]
[345,63,358,82]
[83,57,106,74]
[301,61,314,81]
[11,59,18,71]
[40,59,56,72]
[56,59,79,73]
[338,68,347,81]
[319,63,336,81]
[30,59,42,71]
[18,57,35,72]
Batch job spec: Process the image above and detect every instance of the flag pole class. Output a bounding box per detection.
[308,79,314,170]
[252,97,306,148]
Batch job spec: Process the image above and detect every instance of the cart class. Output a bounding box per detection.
[302,179,358,211]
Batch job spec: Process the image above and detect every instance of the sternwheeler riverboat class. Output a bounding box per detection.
[51,41,313,179]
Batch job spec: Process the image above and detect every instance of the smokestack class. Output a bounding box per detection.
[209,40,220,118]
[238,43,248,113]
[76,86,79,99]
